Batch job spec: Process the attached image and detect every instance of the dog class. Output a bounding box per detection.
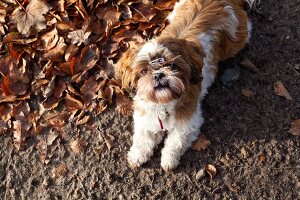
[115,0,257,171]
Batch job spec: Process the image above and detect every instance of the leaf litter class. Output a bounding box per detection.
[0,0,177,163]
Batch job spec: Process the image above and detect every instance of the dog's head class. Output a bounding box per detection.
[115,38,203,104]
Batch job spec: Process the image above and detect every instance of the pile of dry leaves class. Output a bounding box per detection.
[0,0,176,150]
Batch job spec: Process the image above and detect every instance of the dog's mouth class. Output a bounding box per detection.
[153,79,169,90]
[154,82,169,90]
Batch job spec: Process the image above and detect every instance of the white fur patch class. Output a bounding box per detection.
[134,40,167,66]
[198,32,218,98]
[224,6,239,38]
[167,0,186,22]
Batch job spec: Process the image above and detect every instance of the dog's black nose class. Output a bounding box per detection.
[154,73,165,81]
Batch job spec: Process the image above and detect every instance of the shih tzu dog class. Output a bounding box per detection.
[115,0,256,171]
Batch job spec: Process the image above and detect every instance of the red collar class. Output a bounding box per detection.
[158,116,164,130]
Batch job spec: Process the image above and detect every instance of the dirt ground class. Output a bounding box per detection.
[1,0,300,199]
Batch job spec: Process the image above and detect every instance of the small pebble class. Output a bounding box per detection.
[221,67,241,87]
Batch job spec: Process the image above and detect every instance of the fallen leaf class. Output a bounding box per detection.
[192,135,211,151]
[47,131,59,146]
[204,164,217,179]
[52,163,68,178]
[288,119,300,136]
[241,89,254,97]
[38,27,59,50]
[100,132,114,150]
[70,138,87,153]
[240,57,259,73]
[37,138,47,164]
[11,0,50,36]
[259,154,266,163]
[274,81,292,100]
[65,93,83,110]
[68,28,91,46]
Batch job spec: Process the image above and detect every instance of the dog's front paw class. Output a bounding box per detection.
[127,148,150,169]
[161,154,180,172]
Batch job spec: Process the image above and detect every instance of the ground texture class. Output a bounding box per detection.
[1,0,300,199]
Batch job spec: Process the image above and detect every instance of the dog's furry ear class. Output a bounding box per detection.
[115,44,142,92]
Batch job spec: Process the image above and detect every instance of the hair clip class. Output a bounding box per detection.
[149,57,165,65]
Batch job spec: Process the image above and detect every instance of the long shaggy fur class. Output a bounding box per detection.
[115,0,256,171]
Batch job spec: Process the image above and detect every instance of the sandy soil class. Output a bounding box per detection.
[1,0,300,199]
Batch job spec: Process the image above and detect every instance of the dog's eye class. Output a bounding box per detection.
[141,69,148,76]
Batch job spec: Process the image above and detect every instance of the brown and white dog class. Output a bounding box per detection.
[115,0,256,171]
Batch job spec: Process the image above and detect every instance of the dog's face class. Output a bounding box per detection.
[116,38,203,104]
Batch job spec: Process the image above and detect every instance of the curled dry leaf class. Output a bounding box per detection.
[274,81,292,101]
[38,27,59,51]
[288,119,300,136]
[80,76,102,103]
[68,29,91,46]
[240,57,259,73]
[100,132,114,150]
[259,154,266,163]
[13,119,31,150]
[241,89,254,97]
[52,163,68,178]
[65,93,83,110]
[37,138,47,164]
[192,134,211,151]
[11,0,50,36]
[204,164,217,179]
[42,37,67,61]
[70,138,87,153]
[47,131,59,146]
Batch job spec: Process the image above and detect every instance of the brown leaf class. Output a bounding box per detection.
[11,0,50,36]
[204,164,217,179]
[259,154,266,163]
[13,119,31,150]
[240,57,259,73]
[154,0,176,10]
[288,119,300,136]
[38,27,59,50]
[112,28,138,43]
[68,28,91,46]
[43,97,59,110]
[100,132,114,150]
[80,77,102,103]
[42,37,67,61]
[76,44,100,72]
[2,75,28,96]
[241,89,254,97]
[64,44,80,62]
[37,138,47,163]
[52,163,68,178]
[274,81,292,100]
[53,79,66,99]
[65,93,83,110]
[192,135,211,151]
[47,131,59,146]
[76,115,90,125]
[70,138,87,153]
